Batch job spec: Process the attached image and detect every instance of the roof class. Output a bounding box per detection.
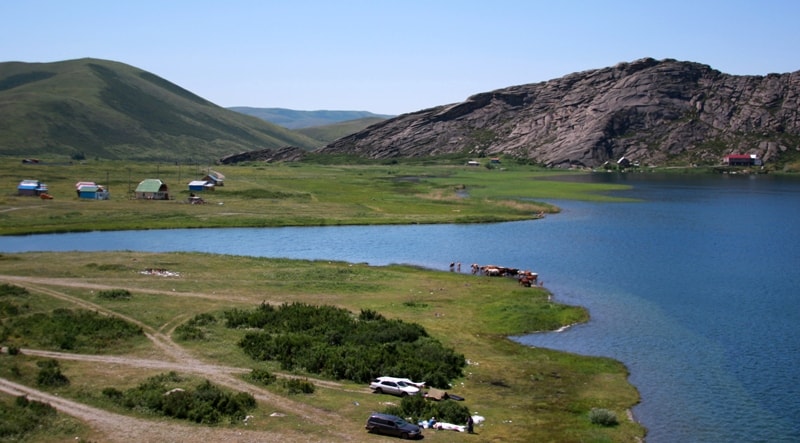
[135,179,166,193]
[725,154,755,159]
[75,181,96,189]
[78,185,100,192]
[18,180,47,190]
[188,180,209,187]
[206,170,225,180]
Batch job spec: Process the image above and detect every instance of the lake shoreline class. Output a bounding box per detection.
[0,250,646,441]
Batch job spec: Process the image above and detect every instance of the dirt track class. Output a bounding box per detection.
[0,275,368,442]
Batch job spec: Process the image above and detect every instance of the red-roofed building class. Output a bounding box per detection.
[724,154,762,167]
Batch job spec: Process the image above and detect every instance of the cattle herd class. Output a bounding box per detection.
[460,263,540,287]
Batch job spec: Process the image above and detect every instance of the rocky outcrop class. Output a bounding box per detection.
[218,146,306,164]
[318,58,800,167]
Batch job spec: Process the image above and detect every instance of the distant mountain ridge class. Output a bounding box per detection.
[4,57,799,168]
[0,58,322,161]
[319,58,800,168]
[229,107,393,129]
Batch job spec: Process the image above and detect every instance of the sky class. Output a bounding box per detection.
[2,1,799,115]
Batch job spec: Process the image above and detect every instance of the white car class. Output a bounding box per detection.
[378,376,425,389]
[369,377,421,396]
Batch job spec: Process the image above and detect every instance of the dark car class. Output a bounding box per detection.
[365,413,422,439]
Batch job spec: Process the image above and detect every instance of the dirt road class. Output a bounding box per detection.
[0,275,368,442]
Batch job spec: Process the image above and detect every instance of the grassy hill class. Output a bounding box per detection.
[295,117,386,143]
[0,59,322,162]
[229,107,392,129]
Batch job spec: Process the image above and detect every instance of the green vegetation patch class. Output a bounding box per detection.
[103,371,256,424]
[480,288,589,334]
[0,395,58,439]
[96,288,132,300]
[224,188,312,200]
[3,307,144,352]
[0,283,31,317]
[225,303,465,388]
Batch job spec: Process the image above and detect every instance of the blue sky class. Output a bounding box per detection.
[3,1,798,115]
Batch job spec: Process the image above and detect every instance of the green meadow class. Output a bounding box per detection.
[0,157,645,442]
[0,158,632,235]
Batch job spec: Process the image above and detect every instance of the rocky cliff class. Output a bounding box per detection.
[318,58,800,168]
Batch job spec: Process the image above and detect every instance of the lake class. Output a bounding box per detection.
[1,172,798,442]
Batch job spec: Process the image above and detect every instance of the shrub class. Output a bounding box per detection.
[36,359,69,387]
[0,284,29,298]
[589,408,619,426]
[102,387,124,400]
[174,313,218,341]
[284,378,315,395]
[231,302,466,388]
[112,373,256,424]
[249,368,276,385]
[4,308,144,352]
[97,289,131,300]
[0,396,57,439]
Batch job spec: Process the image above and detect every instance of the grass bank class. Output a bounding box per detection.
[0,251,645,442]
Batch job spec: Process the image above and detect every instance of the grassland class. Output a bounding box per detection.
[0,158,633,235]
[0,251,644,442]
[0,157,645,441]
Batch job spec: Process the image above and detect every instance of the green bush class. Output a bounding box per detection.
[102,387,124,400]
[0,284,30,318]
[249,368,276,385]
[0,284,29,298]
[108,372,256,424]
[174,310,219,341]
[229,302,465,388]
[283,378,315,395]
[36,359,70,387]
[4,308,144,352]
[97,289,132,300]
[0,396,57,439]
[589,408,619,426]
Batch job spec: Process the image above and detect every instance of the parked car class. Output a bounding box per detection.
[365,412,422,439]
[376,376,425,389]
[369,377,420,396]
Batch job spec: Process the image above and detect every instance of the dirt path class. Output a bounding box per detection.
[0,377,325,442]
[0,274,254,303]
[0,275,366,442]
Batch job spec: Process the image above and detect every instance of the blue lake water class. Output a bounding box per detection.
[1,173,799,442]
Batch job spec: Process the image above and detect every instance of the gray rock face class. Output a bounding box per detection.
[319,58,800,167]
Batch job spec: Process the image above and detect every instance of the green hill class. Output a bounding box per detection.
[229,107,393,129]
[0,58,322,162]
[295,117,387,143]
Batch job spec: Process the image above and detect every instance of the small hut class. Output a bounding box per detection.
[17,180,48,196]
[203,170,225,187]
[76,181,110,200]
[135,179,169,200]
[188,180,214,192]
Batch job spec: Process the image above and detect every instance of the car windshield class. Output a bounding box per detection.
[396,381,409,387]
[394,418,409,426]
